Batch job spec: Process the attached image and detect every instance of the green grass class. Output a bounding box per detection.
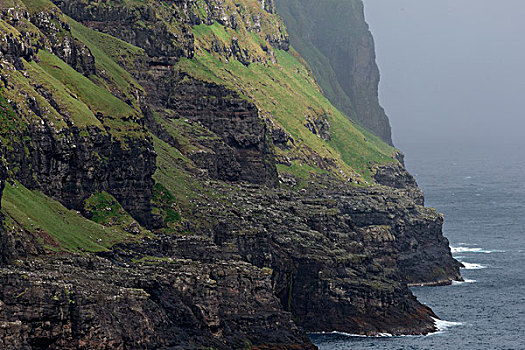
[20,0,56,13]
[25,59,102,128]
[68,16,145,110]
[131,255,180,265]
[152,135,202,210]
[152,134,227,223]
[37,50,134,118]
[152,183,181,224]
[276,161,330,189]
[83,192,148,237]
[36,50,146,145]
[0,18,21,37]
[0,91,23,136]
[177,36,397,182]
[2,182,147,252]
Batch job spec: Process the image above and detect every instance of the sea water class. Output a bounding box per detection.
[310,142,525,349]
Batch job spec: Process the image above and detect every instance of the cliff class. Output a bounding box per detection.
[0,0,460,348]
[275,0,393,145]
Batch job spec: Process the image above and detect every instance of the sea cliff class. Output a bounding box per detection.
[0,0,460,348]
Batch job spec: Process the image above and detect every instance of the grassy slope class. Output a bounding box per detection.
[274,0,357,118]
[37,50,132,117]
[177,20,396,182]
[68,16,146,111]
[0,1,151,253]
[0,0,399,255]
[2,182,147,252]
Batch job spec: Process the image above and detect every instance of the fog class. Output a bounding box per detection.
[363,0,525,153]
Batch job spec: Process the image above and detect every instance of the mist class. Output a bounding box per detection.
[363,0,525,153]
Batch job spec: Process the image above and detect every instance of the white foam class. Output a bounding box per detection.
[310,331,395,338]
[451,279,476,285]
[432,317,463,333]
[310,331,365,337]
[482,250,505,254]
[451,246,483,253]
[311,318,464,339]
[376,333,394,337]
[451,246,504,254]
[460,261,486,270]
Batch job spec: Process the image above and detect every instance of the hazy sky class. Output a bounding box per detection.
[363,0,525,151]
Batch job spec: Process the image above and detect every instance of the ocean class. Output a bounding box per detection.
[310,142,525,349]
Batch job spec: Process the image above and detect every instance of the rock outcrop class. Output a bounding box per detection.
[0,248,314,349]
[53,0,195,59]
[164,73,278,186]
[199,180,458,334]
[6,124,158,227]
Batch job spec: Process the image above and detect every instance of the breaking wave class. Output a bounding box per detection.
[451,246,505,254]
[452,279,476,285]
[459,261,486,270]
[432,317,463,334]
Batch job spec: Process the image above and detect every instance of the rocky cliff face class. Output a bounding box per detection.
[7,124,158,227]
[0,3,158,228]
[164,73,278,186]
[0,244,314,350]
[0,0,460,348]
[275,0,393,145]
[207,182,443,335]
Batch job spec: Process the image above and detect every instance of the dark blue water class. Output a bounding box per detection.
[311,143,525,349]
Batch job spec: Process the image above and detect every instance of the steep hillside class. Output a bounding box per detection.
[275,0,393,145]
[0,0,460,348]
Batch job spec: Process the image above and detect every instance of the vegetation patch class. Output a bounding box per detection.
[151,183,182,233]
[84,191,148,237]
[178,21,398,182]
[68,16,145,110]
[36,50,145,146]
[2,182,148,252]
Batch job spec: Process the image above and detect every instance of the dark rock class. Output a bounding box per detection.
[30,8,96,75]
[52,0,195,59]
[304,114,331,141]
[4,123,158,228]
[0,246,315,349]
[195,181,460,335]
[373,162,425,205]
[159,72,279,187]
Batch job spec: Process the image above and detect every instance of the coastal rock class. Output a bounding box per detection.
[0,251,314,349]
[199,181,457,335]
[373,162,425,205]
[0,0,462,346]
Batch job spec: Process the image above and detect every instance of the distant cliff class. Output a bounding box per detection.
[275,0,393,145]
